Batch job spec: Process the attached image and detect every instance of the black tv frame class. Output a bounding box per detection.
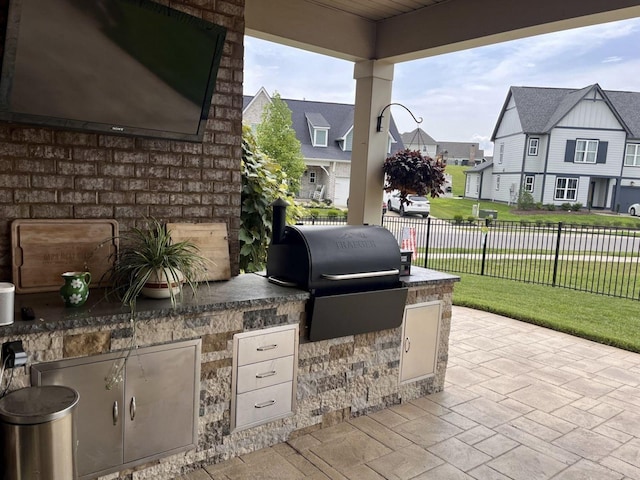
[0,0,226,142]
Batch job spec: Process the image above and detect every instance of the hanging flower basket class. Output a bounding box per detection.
[383,149,446,205]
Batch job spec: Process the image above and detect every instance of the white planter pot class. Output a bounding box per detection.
[141,268,184,299]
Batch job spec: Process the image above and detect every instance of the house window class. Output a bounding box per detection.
[524,175,534,192]
[495,175,500,191]
[625,144,640,166]
[528,138,539,156]
[574,139,598,163]
[309,171,316,184]
[555,177,578,200]
[313,129,328,147]
[498,143,504,164]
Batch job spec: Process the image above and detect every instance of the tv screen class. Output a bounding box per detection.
[0,0,226,141]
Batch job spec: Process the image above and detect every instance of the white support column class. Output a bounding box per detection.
[348,60,394,226]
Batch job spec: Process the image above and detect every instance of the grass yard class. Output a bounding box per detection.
[453,273,640,352]
[443,164,468,197]
[430,197,640,228]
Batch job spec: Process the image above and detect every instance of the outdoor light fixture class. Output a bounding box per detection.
[376,103,422,132]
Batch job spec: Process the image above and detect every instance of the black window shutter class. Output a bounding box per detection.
[596,141,608,164]
[564,140,576,162]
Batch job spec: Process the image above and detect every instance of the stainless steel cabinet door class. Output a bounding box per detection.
[399,301,441,383]
[124,343,198,463]
[35,358,125,477]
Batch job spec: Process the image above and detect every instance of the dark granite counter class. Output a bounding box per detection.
[2,267,458,335]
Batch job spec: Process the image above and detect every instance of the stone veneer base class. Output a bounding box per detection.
[0,267,458,480]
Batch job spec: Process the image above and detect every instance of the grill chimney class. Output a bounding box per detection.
[271,198,289,245]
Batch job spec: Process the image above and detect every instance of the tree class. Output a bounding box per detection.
[256,92,306,194]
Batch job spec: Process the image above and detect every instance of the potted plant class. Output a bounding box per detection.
[383,148,446,205]
[102,218,209,389]
[106,218,209,312]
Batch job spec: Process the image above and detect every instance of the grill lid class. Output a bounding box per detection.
[267,224,401,291]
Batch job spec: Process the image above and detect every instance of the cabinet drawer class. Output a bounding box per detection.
[236,355,294,394]
[235,382,293,429]
[236,328,296,366]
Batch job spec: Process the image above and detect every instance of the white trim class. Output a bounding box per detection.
[625,143,640,166]
[528,138,539,156]
[574,139,598,163]
[554,177,578,201]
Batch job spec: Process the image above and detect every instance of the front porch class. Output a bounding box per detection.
[185,306,640,479]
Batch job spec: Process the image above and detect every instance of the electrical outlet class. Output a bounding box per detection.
[2,340,27,368]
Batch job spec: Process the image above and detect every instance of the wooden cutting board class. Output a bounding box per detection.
[12,219,119,294]
[167,223,231,281]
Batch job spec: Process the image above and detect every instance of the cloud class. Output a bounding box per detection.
[603,56,623,63]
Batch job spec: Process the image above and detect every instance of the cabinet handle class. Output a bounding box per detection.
[130,396,136,421]
[256,370,277,379]
[257,344,277,351]
[112,401,119,426]
[405,337,411,353]
[254,400,276,409]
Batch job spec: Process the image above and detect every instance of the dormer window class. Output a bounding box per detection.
[313,128,328,147]
[305,112,330,148]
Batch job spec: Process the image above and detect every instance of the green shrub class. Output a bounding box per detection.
[517,190,535,210]
[535,202,544,210]
[561,203,572,211]
[327,209,339,218]
[520,219,530,226]
[545,204,556,211]
[535,219,543,227]
[453,214,464,224]
[571,202,583,211]
[467,216,477,224]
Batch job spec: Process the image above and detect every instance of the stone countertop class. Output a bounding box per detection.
[2,268,458,335]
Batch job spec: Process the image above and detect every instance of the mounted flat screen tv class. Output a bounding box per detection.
[0,0,226,142]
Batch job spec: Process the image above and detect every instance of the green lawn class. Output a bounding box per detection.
[430,197,640,228]
[444,164,468,197]
[453,273,640,352]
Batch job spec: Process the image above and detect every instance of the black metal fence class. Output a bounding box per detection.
[299,215,640,300]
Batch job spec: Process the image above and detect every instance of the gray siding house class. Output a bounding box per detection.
[243,88,404,206]
[465,84,640,211]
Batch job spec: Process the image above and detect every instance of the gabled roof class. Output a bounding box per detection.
[401,128,436,146]
[492,84,639,140]
[464,160,493,174]
[242,92,404,161]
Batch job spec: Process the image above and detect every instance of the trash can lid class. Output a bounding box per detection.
[0,385,79,425]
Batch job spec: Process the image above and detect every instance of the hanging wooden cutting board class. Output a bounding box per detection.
[11,219,119,294]
[167,222,231,282]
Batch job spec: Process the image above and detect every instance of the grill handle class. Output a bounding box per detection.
[321,269,399,281]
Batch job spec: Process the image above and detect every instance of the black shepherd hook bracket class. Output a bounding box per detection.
[376,103,423,132]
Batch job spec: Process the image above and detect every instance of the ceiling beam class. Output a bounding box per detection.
[376,0,640,62]
[244,0,376,61]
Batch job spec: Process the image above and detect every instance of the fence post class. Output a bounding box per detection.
[480,218,490,275]
[423,217,431,268]
[552,222,563,286]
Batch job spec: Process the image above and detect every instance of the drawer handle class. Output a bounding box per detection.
[256,370,277,379]
[257,344,278,351]
[255,400,276,409]
[405,337,411,353]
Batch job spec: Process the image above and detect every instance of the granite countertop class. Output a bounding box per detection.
[2,268,458,335]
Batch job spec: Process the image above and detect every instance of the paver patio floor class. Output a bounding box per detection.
[179,306,640,479]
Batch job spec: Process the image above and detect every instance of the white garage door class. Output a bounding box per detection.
[334,178,350,207]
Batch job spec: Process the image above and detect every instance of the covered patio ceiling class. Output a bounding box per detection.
[245,0,640,64]
[244,0,640,226]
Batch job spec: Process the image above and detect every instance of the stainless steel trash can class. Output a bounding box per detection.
[0,385,79,480]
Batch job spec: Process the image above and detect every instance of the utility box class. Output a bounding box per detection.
[0,385,79,480]
[479,209,498,219]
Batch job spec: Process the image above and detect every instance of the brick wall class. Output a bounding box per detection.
[0,0,245,280]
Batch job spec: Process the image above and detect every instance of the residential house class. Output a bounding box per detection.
[243,88,404,206]
[436,141,484,166]
[465,84,640,211]
[401,128,437,157]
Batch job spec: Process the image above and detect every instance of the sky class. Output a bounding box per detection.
[243,16,640,157]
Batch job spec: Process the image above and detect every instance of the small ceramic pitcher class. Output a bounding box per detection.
[60,272,91,307]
